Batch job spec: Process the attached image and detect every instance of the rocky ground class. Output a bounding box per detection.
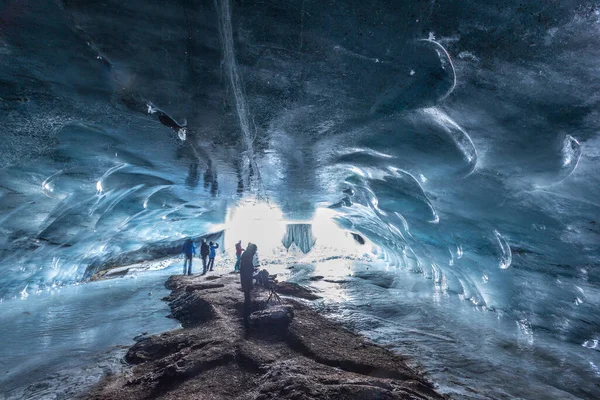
[83,274,448,400]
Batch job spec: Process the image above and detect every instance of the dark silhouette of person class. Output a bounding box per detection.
[234,240,244,272]
[240,243,258,327]
[181,238,196,276]
[207,241,219,271]
[200,239,210,274]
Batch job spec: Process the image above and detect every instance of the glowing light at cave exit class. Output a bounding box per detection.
[310,208,365,253]
[224,201,366,256]
[223,200,287,254]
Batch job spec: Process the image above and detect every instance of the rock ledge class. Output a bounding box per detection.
[84,275,447,400]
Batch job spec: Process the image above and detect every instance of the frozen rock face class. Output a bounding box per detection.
[0,0,599,349]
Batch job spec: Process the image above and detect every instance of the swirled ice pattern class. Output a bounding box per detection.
[1,0,600,398]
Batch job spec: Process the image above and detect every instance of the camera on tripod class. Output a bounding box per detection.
[254,268,282,305]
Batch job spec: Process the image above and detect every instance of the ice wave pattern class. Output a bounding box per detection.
[0,0,599,370]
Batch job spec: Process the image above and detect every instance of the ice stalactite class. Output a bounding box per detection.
[282,224,316,254]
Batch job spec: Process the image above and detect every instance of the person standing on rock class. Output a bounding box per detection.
[207,241,219,272]
[200,239,210,275]
[181,238,196,276]
[234,240,244,272]
[240,243,258,327]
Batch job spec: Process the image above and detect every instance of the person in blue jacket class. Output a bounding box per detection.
[181,238,196,276]
[206,241,219,272]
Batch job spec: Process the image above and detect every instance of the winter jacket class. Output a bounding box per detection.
[200,242,210,256]
[181,240,196,257]
[240,244,258,292]
[235,242,244,256]
[209,243,219,258]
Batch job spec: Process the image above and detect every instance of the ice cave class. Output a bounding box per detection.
[0,0,599,399]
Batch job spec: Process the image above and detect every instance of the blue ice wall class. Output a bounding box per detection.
[0,0,599,355]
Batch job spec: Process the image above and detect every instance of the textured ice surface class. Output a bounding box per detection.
[0,261,180,399]
[1,0,600,398]
[280,258,600,399]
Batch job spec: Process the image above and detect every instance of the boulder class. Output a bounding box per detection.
[275,281,321,300]
[249,305,294,330]
[168,292,215,327]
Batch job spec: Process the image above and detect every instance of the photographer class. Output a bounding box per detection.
[239,243,258,328]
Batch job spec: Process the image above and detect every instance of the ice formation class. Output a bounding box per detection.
[1,0,599,398]
[282,224,316,253]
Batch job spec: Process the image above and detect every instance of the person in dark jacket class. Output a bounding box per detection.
[200,239,210,275]
[181,238,196,276]
[240,243,258,327]
[207,241,219,271]
[234,240,244,272]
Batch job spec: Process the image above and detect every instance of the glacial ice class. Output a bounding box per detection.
[1,0,600,398]
[282,224,317,253]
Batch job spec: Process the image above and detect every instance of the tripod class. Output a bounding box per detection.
[266,281,282,305]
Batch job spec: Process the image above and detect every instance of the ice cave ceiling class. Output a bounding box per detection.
[0,0,599,339]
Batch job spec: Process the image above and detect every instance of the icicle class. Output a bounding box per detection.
[282,224,316,253]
